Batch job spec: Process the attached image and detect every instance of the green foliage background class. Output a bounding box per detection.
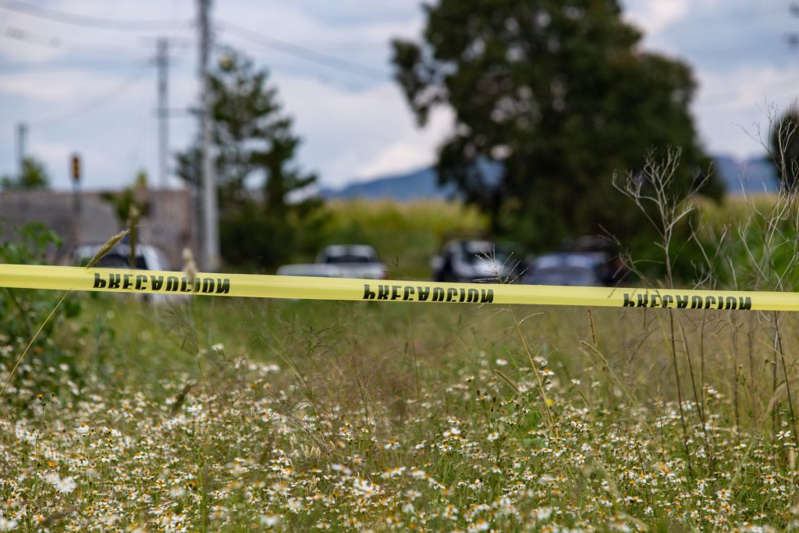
[0,156,50,191]
[769,106,799,191]
[175,49,324,269]
[391,0,723,251]
[0,225,84,406]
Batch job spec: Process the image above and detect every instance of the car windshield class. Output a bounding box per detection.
[93,254,148,269]
[534,253,603,269]
[324,254,374,264]
[463,250,508,265]
[321,246,378,263]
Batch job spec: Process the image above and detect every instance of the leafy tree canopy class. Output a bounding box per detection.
[392,0,721,249]
[176,48,324,268]
[770,106,799,192]
[1,156,50,191]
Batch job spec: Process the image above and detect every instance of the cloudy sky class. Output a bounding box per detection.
[0,0,797,190]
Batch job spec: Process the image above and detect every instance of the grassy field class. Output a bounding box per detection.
[1,293,798,531]
[1,196,799,531]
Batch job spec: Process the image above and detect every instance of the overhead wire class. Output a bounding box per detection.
[217,19,389,81]
[28,63,152,127]
[0,16,198,133]
[2,25,60,48]
[0,0,193,31]
[0,24,183,59]
[0,64,153,146]
[2,1,390,84]
[1,0,390,83]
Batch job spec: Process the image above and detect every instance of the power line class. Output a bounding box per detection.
[2,22,198,58]
[28,65,151,127]
[0,65,151,147]
[1,0,389,81]
[2,0,389,82]
[217,19,389,80]
[1,24,174,58]
[2,25,60,48]
[0,0,192,31]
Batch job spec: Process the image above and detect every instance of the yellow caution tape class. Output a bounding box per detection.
[0,264,798,311]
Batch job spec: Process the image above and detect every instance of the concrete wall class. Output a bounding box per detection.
[0,188,197,269]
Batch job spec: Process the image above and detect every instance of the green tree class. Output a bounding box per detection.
[100,170,150,266]
[391,0,721,249]
[176,49,324,268]
[1,156,50,191]
[769,107,799,191]
[101,170,150,227]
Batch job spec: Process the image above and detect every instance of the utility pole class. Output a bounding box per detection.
[198,0,219,270]
[16,122,27,178]
[156,38,169,190]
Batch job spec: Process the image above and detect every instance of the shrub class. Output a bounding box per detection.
[0,224,83,407]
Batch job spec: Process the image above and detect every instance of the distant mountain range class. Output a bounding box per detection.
[321,167,455,201]
[321,155,779,201]
[712,155,779,194]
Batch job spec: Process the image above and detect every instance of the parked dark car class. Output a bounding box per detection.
[72,243,169,271]
[431,240,516,282]
[524,252,609,286]
[557,235,625,285]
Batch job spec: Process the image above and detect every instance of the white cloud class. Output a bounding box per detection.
[271,76,451,186]
[0,30,64,63]
[620,0,798,159]
[0,68,147,102]
[355,108,453,180]
[694,66,799,157]
[356,142,434,181]
[622,0,690,37]
[697,66,798,113]
[0,67,160,189]
[0,1,191,65]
